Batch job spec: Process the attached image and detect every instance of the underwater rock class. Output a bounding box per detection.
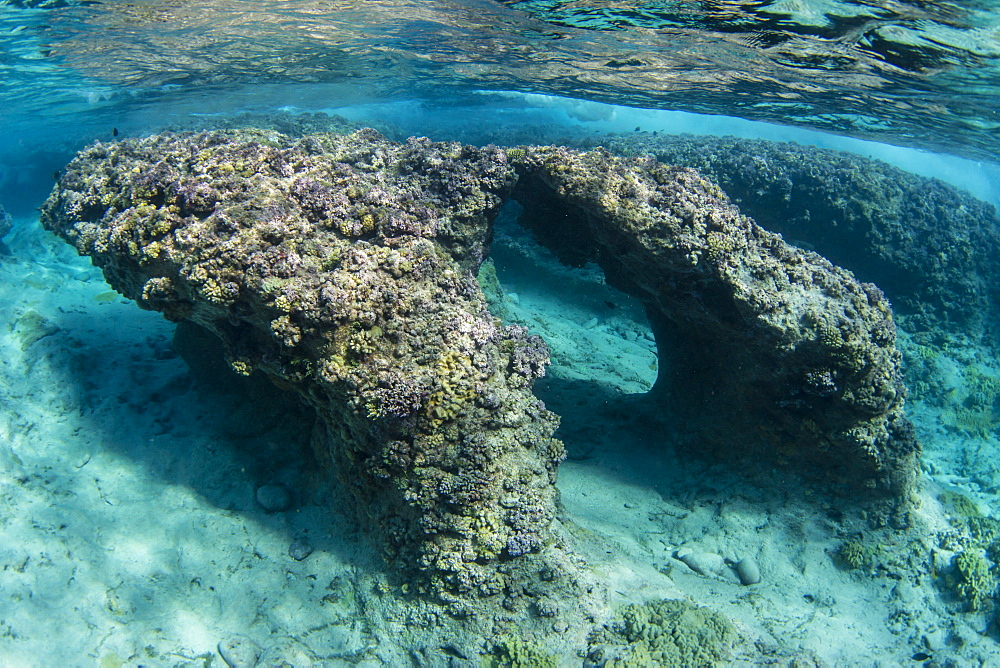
[257,637,316,667]
[218,635,261,668]
[41,128,919,608]
[288,536,313,561]
[13,309,60,350]
[0,202,11,239]
[255,483,292,513]
[600,134,1000,339]
[735,557,762,585]
[675,549,727,578]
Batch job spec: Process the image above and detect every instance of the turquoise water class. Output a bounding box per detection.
[3,1,1000,666]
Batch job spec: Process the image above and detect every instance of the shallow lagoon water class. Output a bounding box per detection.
[3,1,1000,666]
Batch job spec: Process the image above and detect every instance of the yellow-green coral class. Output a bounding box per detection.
[273,293,294,311]
[347,325,383,358]
[469,510,506,559]
[229,358,254,376]
[836,539,878,570]
[482,636,557,668]
[426,350,479,425]
[270,315,302,347]
[705,230,736,261]
[504,147,526,164]
[592,599,736,667]
[951,549,996,611]
[200,277,234,304]
[337,207,378,237]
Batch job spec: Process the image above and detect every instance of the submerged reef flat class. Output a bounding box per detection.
[601,133,1000,340]
[41,129,919,613]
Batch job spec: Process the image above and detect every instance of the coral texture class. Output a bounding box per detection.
[588,598,737,667]
[40,129,567,606]
[42,129,919,602]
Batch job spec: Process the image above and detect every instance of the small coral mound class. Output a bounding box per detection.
[588,598,737,667]
[836,538,879,570]
[950,549,997,612]
[483,636,558,668]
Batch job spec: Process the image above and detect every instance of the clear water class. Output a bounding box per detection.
[3,0,1000,157]
[2,0,1000,666]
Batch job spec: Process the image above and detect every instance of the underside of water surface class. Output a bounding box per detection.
[2,1,1000,666]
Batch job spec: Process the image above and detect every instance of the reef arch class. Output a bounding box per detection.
[41,129,919,608]
[509,145,919,497]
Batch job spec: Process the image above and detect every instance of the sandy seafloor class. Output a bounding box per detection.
[3,173,1000,666]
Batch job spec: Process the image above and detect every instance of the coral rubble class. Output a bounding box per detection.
[41,128,920,606]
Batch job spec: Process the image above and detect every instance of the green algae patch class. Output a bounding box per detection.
[939,491,983,519]
[13,310,59,350]
[589,598,737,667]
[93,290,120,303]
[940,365,1000,437]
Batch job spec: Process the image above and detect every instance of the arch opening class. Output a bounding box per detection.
[501,148,919,501]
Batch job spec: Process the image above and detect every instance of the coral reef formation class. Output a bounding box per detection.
[950,549,996,612]
[513,145,919,503]
[837,538,880,571]
[598,134,1000,339]
[41,128,919,605]
[40,129,570,610]
[483,635,559,668]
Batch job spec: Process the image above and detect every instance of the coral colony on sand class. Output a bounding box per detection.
[41,128,920,625]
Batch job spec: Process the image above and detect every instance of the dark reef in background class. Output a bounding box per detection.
[41,128,919,614]
[0,203,11,254]
[599,134,1000,343]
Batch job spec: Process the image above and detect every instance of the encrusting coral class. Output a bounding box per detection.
[41,128,920,611]
[587,598,737,667]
